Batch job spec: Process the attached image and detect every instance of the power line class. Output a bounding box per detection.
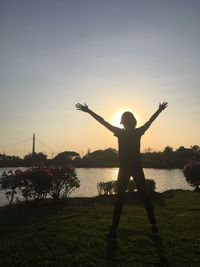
[0,136,58,156]
[0,138,32,150]
[36,138,57,153]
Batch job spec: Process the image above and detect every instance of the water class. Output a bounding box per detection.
[74,168,192,197]
[0,167,192,206]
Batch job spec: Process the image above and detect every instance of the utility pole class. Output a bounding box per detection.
[32,133,35,167]
[32,134,35,156]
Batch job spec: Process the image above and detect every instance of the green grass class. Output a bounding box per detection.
[0,190,199,267]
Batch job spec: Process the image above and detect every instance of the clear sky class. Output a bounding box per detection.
[0,0,199,157]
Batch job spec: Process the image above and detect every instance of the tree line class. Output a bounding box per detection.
[0,145,199,169]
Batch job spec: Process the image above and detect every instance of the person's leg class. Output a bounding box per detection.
[108,168,130,238]
[133,168,158,233]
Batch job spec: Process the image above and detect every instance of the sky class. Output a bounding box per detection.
[0,0,199,158]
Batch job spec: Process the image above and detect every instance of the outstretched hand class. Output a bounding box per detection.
[159,102,168,111]
[75,103,90,112]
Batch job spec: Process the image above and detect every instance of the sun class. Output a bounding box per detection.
[111,108,141,127]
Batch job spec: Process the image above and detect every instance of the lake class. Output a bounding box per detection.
[0,167,192,206]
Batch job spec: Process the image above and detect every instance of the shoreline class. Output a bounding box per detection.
[0,165,183,170]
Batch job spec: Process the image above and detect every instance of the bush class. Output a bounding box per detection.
[49,165,80,199]
[127,180,136,193]
[97,178,156,195]
[183,161,200,190]
[0,169,23,204]
[0,164,80,205]
[20,168,53,200]
[97,181,116,195]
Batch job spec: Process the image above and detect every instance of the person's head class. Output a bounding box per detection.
[120,111,137,130]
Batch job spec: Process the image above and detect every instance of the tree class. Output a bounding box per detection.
[53,151,80,165]
[191,145,200,153]
[191,145,200,158]
[183,161,200,190]
[24,152,48,166]
[82,148,118,166]
[175,146,194,161]
[163,146,173,155]
[143,147,154,153]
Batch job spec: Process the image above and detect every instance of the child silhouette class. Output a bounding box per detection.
[76,102,168,238]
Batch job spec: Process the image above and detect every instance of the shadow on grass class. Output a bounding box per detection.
[105,238,119,267]
[152,235,170,267]
[0,199,66,237]
[96,191,166,207]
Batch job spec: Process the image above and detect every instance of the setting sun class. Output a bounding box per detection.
[111,108,141,127]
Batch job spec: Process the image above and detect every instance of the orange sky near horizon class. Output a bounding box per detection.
[0,1,199,158]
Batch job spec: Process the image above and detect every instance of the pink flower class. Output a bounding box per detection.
[15,169,23,176]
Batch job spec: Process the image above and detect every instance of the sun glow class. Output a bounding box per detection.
[111,108,141,127]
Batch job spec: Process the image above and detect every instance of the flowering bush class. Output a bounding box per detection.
[183,161,200,190]
[0,164,80,205]
[20,168,53,200]
[49,164,80,200]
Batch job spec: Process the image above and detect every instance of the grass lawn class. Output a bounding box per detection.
[0,190,199,267]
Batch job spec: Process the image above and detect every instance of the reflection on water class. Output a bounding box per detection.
[74,168,192,197]
[0,167,192,206]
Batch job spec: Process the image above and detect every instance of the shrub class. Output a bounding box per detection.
[97,181,116,195]
[20,168,53,200]
[49,164,80,199]
[127,179,136,193]
[97,178,155,195]
[0,164,80,205]
[0,169,23,204]
[183,161,200,190]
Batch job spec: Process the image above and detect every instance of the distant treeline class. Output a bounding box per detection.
[0,145,199,169]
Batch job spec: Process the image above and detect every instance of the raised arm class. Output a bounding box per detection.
[139,102,168,134]
[75,103,120,133]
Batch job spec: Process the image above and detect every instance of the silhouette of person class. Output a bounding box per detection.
[76,102,168,238]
